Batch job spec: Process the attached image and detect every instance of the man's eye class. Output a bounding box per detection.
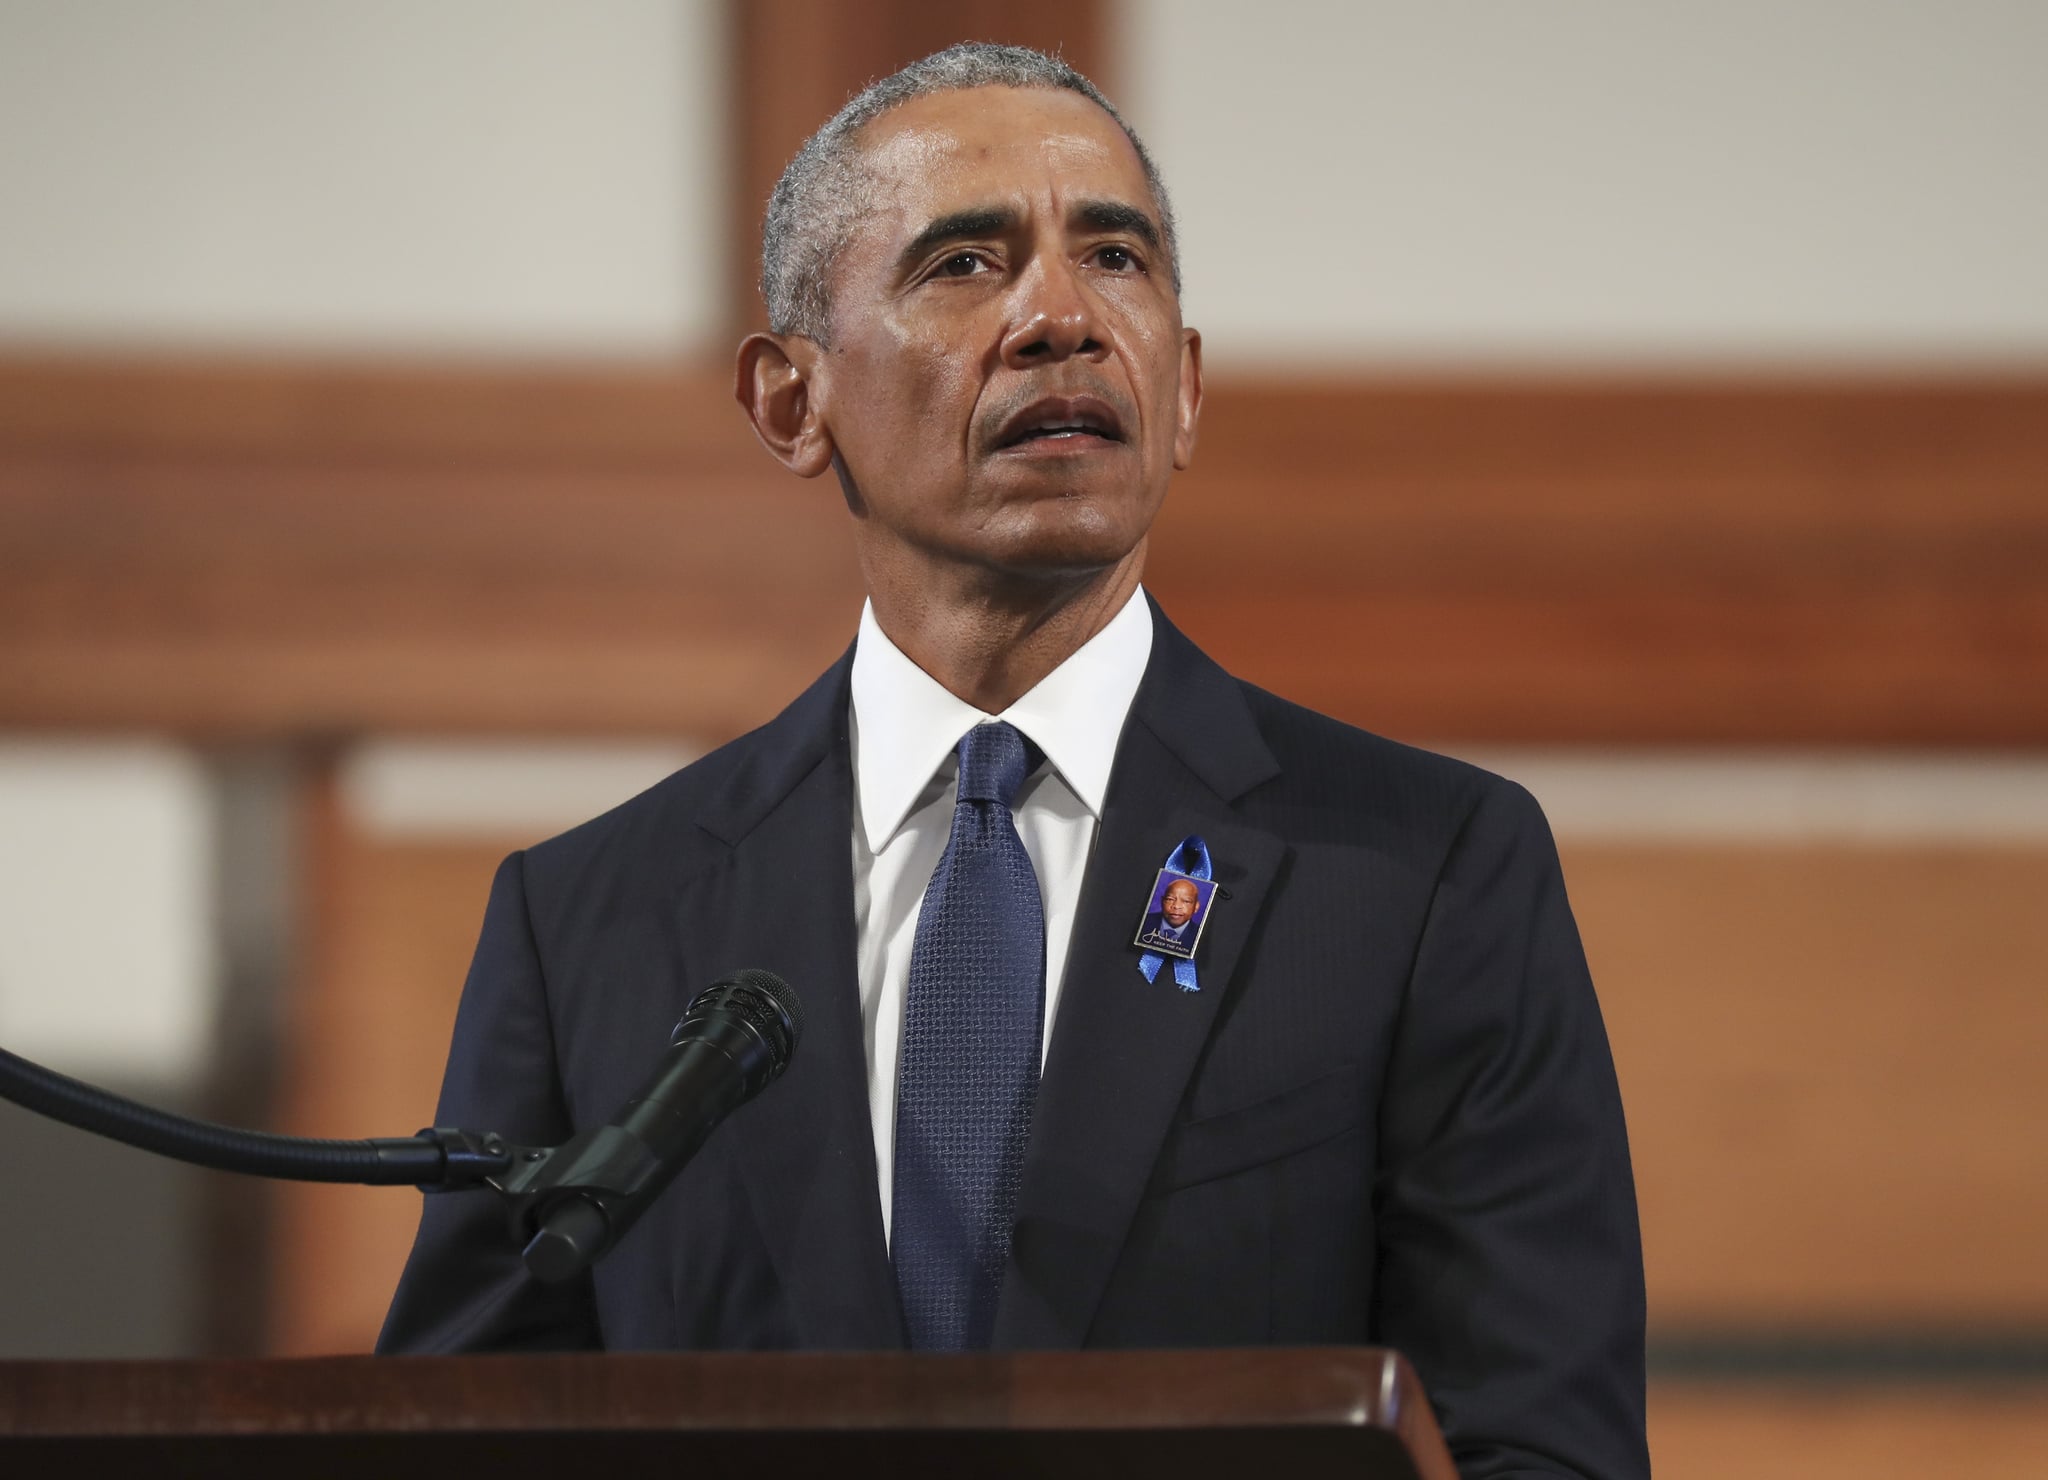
[935,252,986,278]
[1092,244,1144,274]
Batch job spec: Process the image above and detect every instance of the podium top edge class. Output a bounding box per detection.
[0,1348,1420,1440]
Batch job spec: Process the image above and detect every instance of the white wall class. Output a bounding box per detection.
[0,742,216,1082]
[1453,752,2048,843]
[0,0,726,356]
[1116,0,2048,368]
[7,2,2039,368]
[339,739,697,840]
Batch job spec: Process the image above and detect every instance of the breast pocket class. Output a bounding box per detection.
[1150,1062,1365,1192]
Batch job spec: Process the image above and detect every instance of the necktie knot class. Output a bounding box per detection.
[954,722,1039,807]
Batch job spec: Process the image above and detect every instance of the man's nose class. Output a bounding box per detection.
[998,256,1107,367]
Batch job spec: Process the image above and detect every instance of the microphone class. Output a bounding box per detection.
[506,969,804,1283]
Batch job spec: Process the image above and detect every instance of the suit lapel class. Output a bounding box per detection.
[693,652,906,1349]
[995,609,1286,1348]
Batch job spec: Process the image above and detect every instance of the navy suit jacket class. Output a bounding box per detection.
[380,604,1648,1480]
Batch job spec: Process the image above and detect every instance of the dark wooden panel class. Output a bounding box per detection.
[731,0,1110,330]
[0,1348,1425,1434]
[0,1349,1456,1480]
[2,357,2045,743]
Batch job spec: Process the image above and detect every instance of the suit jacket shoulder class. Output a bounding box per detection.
[515,650,854,947]
[1235,678,1522,829]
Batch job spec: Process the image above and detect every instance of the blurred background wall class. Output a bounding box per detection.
[1,3,2044,1475]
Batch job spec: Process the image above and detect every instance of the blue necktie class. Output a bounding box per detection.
[892,721,1045,1350]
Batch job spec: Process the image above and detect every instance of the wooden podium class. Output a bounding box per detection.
[1,1348,1457,1478]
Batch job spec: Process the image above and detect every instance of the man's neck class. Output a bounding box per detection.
[863,549,1145,713]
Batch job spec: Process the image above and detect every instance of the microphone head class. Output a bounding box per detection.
[676,969,804,1071]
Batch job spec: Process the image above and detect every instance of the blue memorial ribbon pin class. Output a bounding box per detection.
[1134,834,1215,993]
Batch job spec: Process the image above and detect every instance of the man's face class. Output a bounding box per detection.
[802,85,1201,583]
[1162,880,1200,927]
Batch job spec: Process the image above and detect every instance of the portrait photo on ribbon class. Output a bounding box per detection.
[1133,871,1215,959]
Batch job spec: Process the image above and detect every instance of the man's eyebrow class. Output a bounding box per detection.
[896,207,1017,271]
[1073,199,1162,252]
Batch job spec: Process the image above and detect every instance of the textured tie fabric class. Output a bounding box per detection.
[892,720,1046,1350]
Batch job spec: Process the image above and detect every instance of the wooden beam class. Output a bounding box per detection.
[1159,377,2048,744]
[0,353,756,467]
[3,355,2046,745]
[729,0,1110,332]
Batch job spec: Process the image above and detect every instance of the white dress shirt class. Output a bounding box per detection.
[849,586,1153,1246]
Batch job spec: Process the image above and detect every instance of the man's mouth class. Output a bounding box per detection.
[993,395,1127,450]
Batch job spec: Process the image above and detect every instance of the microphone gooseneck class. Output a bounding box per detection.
[0,968,803,1286]
[0,1044,511,1186]
[506,969,804,1283]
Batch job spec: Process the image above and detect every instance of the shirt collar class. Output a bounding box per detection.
[850,585,1154,853]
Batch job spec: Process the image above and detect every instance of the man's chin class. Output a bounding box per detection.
[972,492,1154,573]
[976,524,1146,582]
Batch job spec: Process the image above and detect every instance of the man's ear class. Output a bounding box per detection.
[735,332,836,478]
[1172,326,1204,471]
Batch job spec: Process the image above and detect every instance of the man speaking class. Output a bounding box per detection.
[382,43,1647,1480]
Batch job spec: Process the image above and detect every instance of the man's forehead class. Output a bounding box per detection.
[856,85,1153,214]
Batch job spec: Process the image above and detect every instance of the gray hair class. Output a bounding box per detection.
[759,42,1180,343]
